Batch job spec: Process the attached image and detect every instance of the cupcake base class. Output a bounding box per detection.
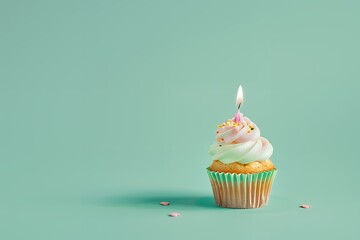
[207,168,277,209]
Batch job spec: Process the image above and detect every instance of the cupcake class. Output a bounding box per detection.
[207,86,277,209]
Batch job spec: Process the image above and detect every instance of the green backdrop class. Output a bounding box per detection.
[1,0,359,239]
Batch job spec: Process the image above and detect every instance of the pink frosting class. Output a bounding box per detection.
[210,116,273,164]
[216,117,260,144]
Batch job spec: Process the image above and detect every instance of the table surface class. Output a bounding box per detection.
[1,1,359,239]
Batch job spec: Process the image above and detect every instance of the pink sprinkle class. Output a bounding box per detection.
[160,202,170,206]
[168,212,180,217]
[300,204,311,208]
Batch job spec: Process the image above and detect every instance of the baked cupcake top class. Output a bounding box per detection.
[209,116,273,164]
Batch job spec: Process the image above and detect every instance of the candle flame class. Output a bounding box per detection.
[236,85,243,110]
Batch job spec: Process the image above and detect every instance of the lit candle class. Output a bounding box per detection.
[233,85,244,123]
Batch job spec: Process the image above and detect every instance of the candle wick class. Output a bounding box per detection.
[237,103,241,111]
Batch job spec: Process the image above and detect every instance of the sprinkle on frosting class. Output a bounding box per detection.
[217,119,255,133]
[217,119,240,128]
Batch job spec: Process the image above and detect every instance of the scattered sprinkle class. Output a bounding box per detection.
[160,202,170,206]
[168,212,181,217]
[300,204,311,209]
[219,145,222,147]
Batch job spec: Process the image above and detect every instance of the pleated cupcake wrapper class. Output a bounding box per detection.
[207,168,277,209]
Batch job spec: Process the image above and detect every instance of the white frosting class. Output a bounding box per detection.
[209,117,273,164]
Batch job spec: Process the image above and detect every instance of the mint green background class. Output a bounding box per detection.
[1,0,359,239]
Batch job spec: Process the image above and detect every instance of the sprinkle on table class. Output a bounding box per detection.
[160,202,170,206]
[168,212,181,217]
[300,204,311,208]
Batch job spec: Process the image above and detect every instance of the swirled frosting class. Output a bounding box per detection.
[209,116,273,164]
